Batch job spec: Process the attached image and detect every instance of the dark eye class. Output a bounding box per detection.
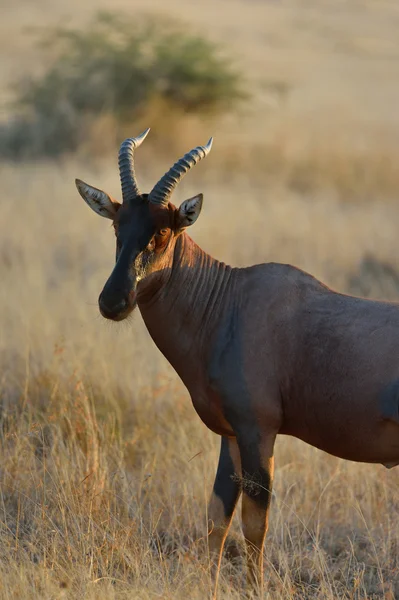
[159,229,168,236]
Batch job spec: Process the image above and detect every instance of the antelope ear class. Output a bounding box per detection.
[176,194,203,229]
[75,179,120,219]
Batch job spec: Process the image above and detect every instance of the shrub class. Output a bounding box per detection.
[1,11,247,159]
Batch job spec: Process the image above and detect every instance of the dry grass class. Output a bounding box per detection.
[1,366,398,600]
[1,0,399,598]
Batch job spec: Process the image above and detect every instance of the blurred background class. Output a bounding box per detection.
[0,1,399,598]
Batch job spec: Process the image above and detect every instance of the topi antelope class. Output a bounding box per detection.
[76,129,399,594]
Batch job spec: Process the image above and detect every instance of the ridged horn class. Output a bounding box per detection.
[118,128,150,203]
[149,137,213,206]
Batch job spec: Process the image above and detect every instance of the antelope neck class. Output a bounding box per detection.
[137,233,235,383]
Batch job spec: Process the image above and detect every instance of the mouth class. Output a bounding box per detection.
[99,306,135,321]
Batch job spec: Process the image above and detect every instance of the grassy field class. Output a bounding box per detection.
[1,1,399,598]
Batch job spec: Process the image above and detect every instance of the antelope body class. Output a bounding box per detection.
[76,130,399,593]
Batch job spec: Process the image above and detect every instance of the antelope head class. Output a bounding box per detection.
[76,129,212,321]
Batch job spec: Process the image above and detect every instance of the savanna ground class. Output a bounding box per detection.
[1,0,399,598]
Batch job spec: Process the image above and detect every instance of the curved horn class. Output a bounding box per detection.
[149,137,213,206]
[118,128,150,203]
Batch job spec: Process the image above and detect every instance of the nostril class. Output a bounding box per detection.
[115,298,128,311]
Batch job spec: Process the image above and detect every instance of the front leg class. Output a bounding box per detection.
[238,431,276,595]
[208,436,242,590]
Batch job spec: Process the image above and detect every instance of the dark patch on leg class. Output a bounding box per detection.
[380,380,399,424]
[235,428,274,509]
[213,436,241,517]
[241,466,272,509]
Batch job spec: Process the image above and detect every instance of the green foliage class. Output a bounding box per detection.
[2,12,247,158]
